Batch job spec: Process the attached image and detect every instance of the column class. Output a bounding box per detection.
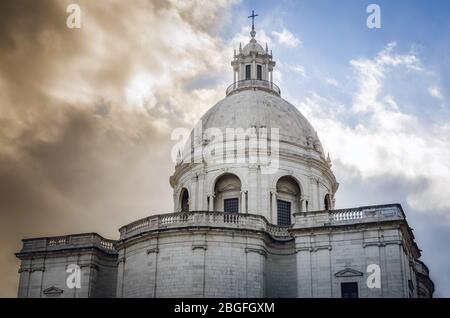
[241,191,247,213]
[271,190,277,224]
[208,194,215,211]
[301,198,307,212]
[116,257,126,298]
[17,268,31,298]
[198,173,205,210]
[296,249,313,297]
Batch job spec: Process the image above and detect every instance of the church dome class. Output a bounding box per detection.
[200,89,324,153]
[171,19,338,219]
[242,40,266,55]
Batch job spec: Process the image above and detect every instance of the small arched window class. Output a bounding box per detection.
[214,173,242,213]
[180,188,189,212]
[276,176,301,225]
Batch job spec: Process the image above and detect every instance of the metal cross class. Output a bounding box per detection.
[248,10,258,31]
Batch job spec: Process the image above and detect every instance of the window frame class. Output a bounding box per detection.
[257,64,262,80]
[245,64,251,80]
[223,197,239,213]
[277,199,292,226]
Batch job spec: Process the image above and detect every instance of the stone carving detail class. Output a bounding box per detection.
[334,268,364,277]
[147,247,159,254]
[306,136,314,148]
[192,243,207,250]
[43,286,64,295]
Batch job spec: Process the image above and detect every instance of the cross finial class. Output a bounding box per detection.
[248,10,258,32]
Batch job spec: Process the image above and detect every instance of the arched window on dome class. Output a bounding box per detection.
[180,188,189,212]
[276,176,301,225]
[214,173,242,213]
[324,194,331,211]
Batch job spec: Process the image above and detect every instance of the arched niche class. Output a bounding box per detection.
[324,193,331,211]
[180,188,189,212]
[275,176,301,225]
[213,173,242,212]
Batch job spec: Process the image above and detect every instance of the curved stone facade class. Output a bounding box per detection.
[116,212,295,297]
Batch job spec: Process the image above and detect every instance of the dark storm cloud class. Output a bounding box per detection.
[0,0,236,297]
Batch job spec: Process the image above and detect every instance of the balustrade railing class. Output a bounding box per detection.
[119,211,292,241]
[226,79,281,96]
[47,236,69,246]
[24,233,118,252]
[100,238,116,250]
[329,205,403,223]
[119,205,403,241]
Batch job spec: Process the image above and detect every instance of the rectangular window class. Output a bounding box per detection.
[257,65,262,80]
[224,198,239,213]
[341,282,359,298]
[245,65,251,80]
[277,200,291,225]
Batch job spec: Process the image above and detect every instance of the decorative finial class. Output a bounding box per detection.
[326,152,332,167]
[265,42,268,53]
[176,149,182,165]
[248,10,258,38]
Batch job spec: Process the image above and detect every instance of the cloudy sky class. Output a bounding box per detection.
[0,0,449,297]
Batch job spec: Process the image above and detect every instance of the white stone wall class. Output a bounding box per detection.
[17,207,431,298]
[116,219,418,298]
[117,230,268,298]
[294,227,416,298]
[17,251,117,298]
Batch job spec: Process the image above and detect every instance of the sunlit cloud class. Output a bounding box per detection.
[324,78,338,87]
[290,64,307,77]
[272,28,301,47]
[428,86,443,100]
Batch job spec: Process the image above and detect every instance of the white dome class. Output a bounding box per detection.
[200,90,324,153]
[242,40,266,55]
[171,28,338,219]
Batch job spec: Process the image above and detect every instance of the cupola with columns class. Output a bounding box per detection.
[227,11,279,97]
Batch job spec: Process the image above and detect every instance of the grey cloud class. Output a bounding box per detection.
[0,0,236,297]
[334,161,450,296]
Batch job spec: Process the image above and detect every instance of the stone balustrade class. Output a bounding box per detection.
[226,79,281,96]
[328,204,404,222]
[118,204,404,241]
[294,204,405,229]
[18,205,406,253]
[19,233,117,254]
[119,211,291,241]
